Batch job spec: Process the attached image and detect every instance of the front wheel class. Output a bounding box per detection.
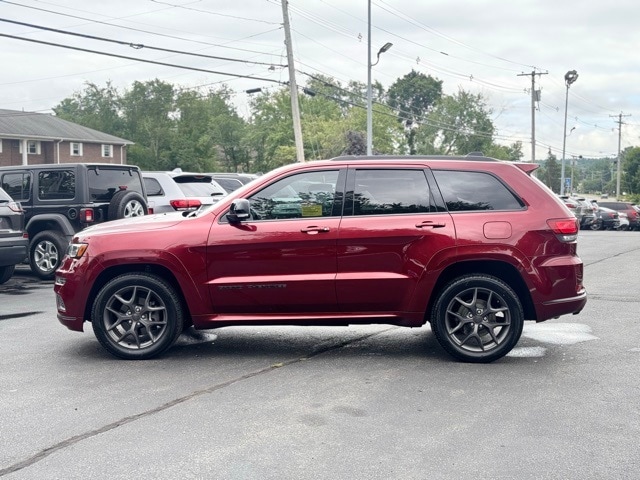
[91,273,184,359]
[430,274,524,363]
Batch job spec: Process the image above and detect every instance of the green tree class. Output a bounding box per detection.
[622,146,640,199]
[484,142,524,161]
[413,88,494,156]
[537,149,561,193]
[246,88,298,171]
[53,81,124,137]
[387,70,443,154]
[121,79,176,170]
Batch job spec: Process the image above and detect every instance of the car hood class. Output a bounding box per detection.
[78,212,186,238]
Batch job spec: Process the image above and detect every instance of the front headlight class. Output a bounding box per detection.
[67,243,89,258]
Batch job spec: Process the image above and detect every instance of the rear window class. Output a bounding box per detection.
[87,167,144,201]
[173,176,224,197]
[432,170,524,211]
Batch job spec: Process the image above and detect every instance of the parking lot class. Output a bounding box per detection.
[1,230,639,479]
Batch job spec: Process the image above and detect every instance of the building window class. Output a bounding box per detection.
[102,144,113,158]
[70,142,83,156]
[19,140,41,155]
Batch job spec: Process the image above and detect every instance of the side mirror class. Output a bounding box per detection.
[227,199,251,223]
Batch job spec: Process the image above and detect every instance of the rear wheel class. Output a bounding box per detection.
[29,230,68,280]
[430,274,524,363]
[91,273,184,359]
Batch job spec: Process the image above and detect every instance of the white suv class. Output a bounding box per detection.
[143,170,227,214]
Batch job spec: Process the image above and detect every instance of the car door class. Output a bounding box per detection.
[206,168,345,315]
[336,167,456,313]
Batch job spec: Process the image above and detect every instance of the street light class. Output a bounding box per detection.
[366,42,392,155]
[560,69,579,195]
[366,2,392,156]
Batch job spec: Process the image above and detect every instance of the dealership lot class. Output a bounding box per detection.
[1,230,639,479]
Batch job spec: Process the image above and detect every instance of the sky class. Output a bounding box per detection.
[1,0,639,162]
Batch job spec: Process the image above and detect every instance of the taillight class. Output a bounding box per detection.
[547,218,579,242]
[7,201,23,212]
[170,199,202,211]
[80,208,94,223]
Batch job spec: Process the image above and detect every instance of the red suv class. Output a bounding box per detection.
[54,155,586,363]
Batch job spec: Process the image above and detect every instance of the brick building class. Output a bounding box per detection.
[0,109,133,167]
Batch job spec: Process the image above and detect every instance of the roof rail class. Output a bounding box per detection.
[329,154,498,162]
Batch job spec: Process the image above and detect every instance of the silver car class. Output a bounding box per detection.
[142,171,226,214]
[0,187,28,284]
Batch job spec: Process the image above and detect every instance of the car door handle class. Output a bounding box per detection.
[301,226,331,234]
[415,221,446,229]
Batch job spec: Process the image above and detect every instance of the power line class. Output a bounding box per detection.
[0,33,287,85]
[1,0,281,56]
[0,17,287,68]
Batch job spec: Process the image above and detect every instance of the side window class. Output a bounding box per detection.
[432,170,524,211]
[38,170,75,200]
[144,177,164,196]
[1,173,31,201]
[248,170,340,220]
[352,169,433,215]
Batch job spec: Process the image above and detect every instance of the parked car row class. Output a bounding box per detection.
[558,195,640,231]
[0,163,254,282]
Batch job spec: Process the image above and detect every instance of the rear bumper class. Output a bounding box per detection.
[0,241,28,267]
[537,289,587,321]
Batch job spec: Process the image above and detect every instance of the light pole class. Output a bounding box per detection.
[560,69,578,195]
[366,1,392,156]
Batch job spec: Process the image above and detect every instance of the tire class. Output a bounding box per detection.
[29,230,69,280]
[91,273,184,360]
[0,265,15,285]
[589,220,601,231]
[430,274,524,363]
[108,190,148,221]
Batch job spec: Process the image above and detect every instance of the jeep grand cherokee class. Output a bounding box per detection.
[54,155,586,363]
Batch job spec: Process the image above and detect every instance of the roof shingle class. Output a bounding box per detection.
[0,109,133,144]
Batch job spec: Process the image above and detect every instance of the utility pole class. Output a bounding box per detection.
[611,112,631,198]
[281,0,305,162]
[517,70,547,162]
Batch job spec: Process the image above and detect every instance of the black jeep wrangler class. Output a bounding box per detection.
[0,163,147,279]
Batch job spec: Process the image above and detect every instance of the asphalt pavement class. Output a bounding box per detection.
[1,230,639,479]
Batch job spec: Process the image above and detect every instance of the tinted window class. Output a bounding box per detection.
[38,170,75,200]
[249,170,340,220]
[1,173,31,201]
[351,169,433,215]
[173,176,223,197]
[144,177,164,196]
[433,170,523,211]
[87,168,144,201]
